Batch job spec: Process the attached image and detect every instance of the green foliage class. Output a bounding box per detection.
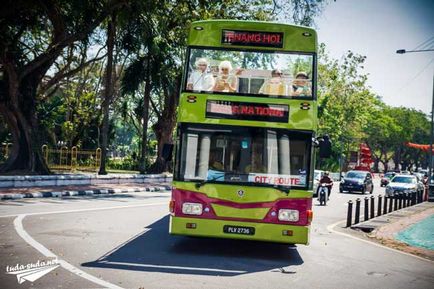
[107,156,139,171]
[317,44,379,170]
[317,44,430,171]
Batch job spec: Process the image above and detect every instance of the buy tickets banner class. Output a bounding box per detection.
[248,174,306,186]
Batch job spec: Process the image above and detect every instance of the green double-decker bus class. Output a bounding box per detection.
[169,20,319,244]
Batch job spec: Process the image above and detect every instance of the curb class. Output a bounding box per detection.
[0,185,171,200]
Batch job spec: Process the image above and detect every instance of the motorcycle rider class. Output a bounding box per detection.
[318,171,333,200]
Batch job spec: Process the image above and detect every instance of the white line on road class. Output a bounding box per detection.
[14,214,124,289]
[0,201,168,218]
[327,219,433,264]
[99,260,247,274]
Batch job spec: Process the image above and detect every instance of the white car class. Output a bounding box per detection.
[385,174,424,197]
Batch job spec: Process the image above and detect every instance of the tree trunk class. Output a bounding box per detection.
[98,14,116,175]
[393,146,401,171]
[0,73,50,175]
[139,56,151,174]
[148,75,181,174]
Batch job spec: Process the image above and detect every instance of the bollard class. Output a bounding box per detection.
[346,200,353,227]
[354,198,361,224]
[389,195,393,212]
[370,196,375,219]
[393,195,398,211]
[398,193,403,210]
[364,197,369,221]
[412,192,416,206]
[406,193,411,207]
[383,196,388,214]
[403,193,408,208]
[418,190,423,203]
[377,195,383,216]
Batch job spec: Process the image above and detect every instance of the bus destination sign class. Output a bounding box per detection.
[222,30,284,48]
[206,100,289,123]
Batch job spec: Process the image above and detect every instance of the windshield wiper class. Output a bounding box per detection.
[195,175,224,189]
[273,185,291,195]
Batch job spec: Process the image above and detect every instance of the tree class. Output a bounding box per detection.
[317,44,379,170]
[99,13,117,175]
[363,105,401,172]
[388,107,430,171]
[0,0,124,174]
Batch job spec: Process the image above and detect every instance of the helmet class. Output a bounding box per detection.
[324,171,329,176]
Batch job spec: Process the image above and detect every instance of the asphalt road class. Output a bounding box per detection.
[0,179,433,289]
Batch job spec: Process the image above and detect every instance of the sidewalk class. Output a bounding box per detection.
[0,183,171,200]
[0,173,172,189]
[351,202,434,261]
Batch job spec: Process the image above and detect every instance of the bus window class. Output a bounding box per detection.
[184,48,314,99]
[177,124,311,188]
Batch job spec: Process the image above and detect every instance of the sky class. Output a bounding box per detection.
[316,0,434,114]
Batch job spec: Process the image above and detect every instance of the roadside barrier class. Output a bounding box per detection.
[0,143,12,164]
[42,145,101,172]
[346,191,424,227]
[354,198,361,224]
[346,200,353,227]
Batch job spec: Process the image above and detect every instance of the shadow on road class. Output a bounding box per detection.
[82,215,304,276]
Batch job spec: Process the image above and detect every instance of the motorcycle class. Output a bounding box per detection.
[317,183,332,206]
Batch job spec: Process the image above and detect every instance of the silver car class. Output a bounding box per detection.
[385,174,424,197]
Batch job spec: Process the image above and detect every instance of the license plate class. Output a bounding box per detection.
[223,225,255,235]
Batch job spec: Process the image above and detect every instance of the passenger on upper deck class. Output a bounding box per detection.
[186,58,215,91]
[212,61,237,93]
[258,69,288,96]
[291,72,311,97]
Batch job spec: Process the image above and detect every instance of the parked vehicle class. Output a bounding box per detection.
[412,172,424,182]
[385,174,424,197]
[380,172,396,187]
[339,170,373,194]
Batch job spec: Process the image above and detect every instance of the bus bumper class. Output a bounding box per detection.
[169,216,310,244]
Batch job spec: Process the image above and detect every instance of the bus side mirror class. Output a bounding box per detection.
[318,135,332,158]
[162,143,174,161]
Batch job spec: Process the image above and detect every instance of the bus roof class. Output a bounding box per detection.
[188,20,317,53]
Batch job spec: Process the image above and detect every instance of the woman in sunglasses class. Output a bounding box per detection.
[213,61,237,93]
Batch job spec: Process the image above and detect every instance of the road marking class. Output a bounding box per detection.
[327,220,433,264]
[14,214,124,289]
[0,202,168,218]
[99,260,246,274]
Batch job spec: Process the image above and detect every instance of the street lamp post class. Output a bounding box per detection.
[396,48,434,202]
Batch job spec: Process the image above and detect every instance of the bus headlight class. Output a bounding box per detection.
[278,209,299,222]
[182,202,203,215]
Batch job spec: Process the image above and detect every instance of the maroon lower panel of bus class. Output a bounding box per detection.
[171,188,312,226]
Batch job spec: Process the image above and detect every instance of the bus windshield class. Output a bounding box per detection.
[185,47,314,99]
[177,124,311,188]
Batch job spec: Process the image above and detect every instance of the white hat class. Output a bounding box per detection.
[218,60,233,71]
[195,58,208,66]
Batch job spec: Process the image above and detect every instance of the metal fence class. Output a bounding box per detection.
[0,143,12,165]
[42,145,101,172]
